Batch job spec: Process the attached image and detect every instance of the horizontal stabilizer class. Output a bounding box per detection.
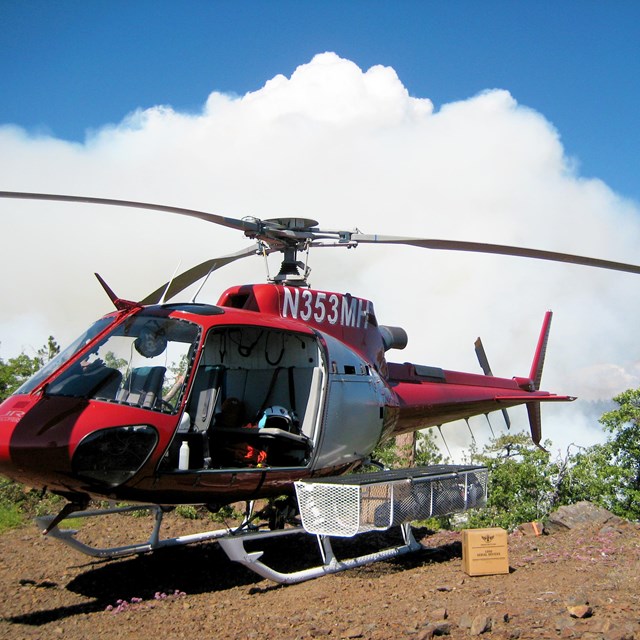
[495,394,576,404]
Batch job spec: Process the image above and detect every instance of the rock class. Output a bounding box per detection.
[431,607,448,620]
[458,613,474,629]
[545,501,623,533]
[567,604,593,619]
[603,623,637,640]
[565,594,589,607]
[517,521,543,536]
[588,619,613,634]
[417,622,452,639]
[554,616,577,631]
[470,615,492,635]
[432,622,452,636]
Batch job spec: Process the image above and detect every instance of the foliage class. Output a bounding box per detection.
[467,388,640,528]
[209,503,244,523]
[0,477,65,531]
[554,442,621,513]
[0,338,63,530]
[103,350,127,371]
[372,429,448,469]
[465,432,559,530]
[593,389,640,519]
[0,502,23,533]
[551,389,640,521]
[175,505,199,520]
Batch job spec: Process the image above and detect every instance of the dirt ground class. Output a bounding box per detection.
[0,508,639,640]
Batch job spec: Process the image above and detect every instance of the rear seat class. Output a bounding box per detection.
[223,367,315,428]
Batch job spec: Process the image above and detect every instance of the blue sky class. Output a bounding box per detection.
[1,1,639,201]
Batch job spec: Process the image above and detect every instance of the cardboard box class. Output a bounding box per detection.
[462,527,509,576]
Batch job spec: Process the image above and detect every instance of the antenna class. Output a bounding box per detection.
[437,425,453,461]
[190,265,215,303]
[465,418,477,447]
[160,261,182,305]
[484,414,496,438]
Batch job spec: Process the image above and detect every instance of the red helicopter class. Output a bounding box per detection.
[1,191,639,582]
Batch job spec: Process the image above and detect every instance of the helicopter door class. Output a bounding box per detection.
[162,327,324,471]
[315,374,385,469]
[313,334,387,468]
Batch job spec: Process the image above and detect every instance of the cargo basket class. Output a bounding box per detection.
[295,465,487,537]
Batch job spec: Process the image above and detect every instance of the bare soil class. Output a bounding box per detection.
[0,510,639,640]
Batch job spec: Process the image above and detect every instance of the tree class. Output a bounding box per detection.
[467,432,559,530]
[555,442,622,514]
[0,337,64,527]
[36,336,61,364]
[592,389,640,519]
[373,429,447,469]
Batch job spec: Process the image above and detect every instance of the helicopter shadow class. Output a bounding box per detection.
[7,540,259,626]
[7,528,461,626]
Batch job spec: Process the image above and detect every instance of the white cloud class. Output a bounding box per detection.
[1,51,639,453]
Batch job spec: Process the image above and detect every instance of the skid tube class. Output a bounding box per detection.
[35,504,242,559]
[218,521,424,584]
[35,503,426,584]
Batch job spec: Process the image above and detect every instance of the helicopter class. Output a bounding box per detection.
[1,190,639,582]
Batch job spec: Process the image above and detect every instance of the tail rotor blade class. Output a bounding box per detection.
[475,337,512,430]
[474,337,493,376]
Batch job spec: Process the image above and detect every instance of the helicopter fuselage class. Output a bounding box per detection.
[0,283,569,506]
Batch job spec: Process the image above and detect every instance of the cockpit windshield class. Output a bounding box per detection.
[15,316,118,396]
[45,313,200,413]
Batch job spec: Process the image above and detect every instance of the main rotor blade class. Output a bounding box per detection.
[0,191,261,235]
[141,246,259,305]
[351,234,640,275]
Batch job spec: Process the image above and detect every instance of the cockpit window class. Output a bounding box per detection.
[45,314,200,413]
[14,316,117,396]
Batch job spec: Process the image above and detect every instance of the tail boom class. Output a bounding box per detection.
[386,311,575,443]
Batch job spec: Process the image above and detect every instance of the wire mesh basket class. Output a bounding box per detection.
[295,465,488,537]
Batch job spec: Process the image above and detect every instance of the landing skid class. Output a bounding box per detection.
[35,504,235,559]
[35,504,425,584]
[36,464,487,584]
[218,521,423,584]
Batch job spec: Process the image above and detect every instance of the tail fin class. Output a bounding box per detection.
[527,311,553,450]
[527,402,544,450]
[529,311,553,391]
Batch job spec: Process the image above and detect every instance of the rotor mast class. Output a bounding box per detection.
[258,217,319,287]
